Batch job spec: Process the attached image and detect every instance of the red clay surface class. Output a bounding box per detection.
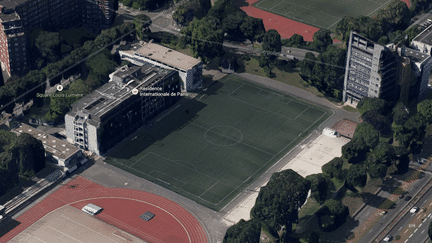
[332,118,359,139]
[240,0,320,41]
[0,176,208,243]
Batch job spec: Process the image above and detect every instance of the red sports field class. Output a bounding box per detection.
[240,0,319,41]
[0,176,208,243]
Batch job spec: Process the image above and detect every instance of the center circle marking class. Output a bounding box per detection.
[204,125,243,146]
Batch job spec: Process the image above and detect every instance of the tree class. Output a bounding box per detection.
[306,173,328,204]
[322,157,345,180]
[308,231,320,243]
[300,52,317,81]
[181,17,224,63]
[282,34,305,48]
[362,110,392,136]
[376,0,410,32]
[342,137,367,163]
[172,0,211,27]
[373,142,396,166]
[365,154,388,179]
[223,219,261,243]
[10,133,45,176]
[33,30,60,66]
[133,14,152,39]
[346,164,367,188]
[353,122,380,150]
[240,16,265,42]
[357,97,389,116]
[392,102,408,125]
[219,53,238,72]
[262,29,282,53]
[394,146,410,173]
[251,169,310,234]
[395,114,426,152]
[312,29,332,52]
[417,99,432,125]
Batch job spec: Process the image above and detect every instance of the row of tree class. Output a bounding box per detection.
[0,22,135,115]
[0,131,45,197]
[120,0,169,10]
[335,0,422,43]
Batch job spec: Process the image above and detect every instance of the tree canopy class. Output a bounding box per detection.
[353,122,380,150]
[223,219,261,243]
[312,29,332,52]
[251,169,310,234]
[357,97,389,116]
[262,29,282,53]
[361,110,392,136]
[181,17,224,63]
[346,164,367,188]
[322,157,345,180]
[172,0,211,27]
[417,99,432,125]
[306,173,328,204]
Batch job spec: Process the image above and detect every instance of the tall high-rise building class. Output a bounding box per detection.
[343,32,399,105]
[0,0,116,78]
[343,31,432,106]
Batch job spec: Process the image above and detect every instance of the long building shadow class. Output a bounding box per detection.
[107,81,225,160]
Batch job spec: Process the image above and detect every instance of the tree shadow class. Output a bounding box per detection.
[320,216,360,242]
[0,216,21,238]
[358,192,388,208]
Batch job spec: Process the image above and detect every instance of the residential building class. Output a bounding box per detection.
[0,0,116,78]
[118,41,203,91]
[387,44,432,103]
[411,24,432,55]
[65,63,181,155]
[343,32,399,105]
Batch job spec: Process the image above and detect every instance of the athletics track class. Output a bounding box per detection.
[0,176,208,243]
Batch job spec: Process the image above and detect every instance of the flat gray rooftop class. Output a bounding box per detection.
[405,47,430,63]
[70,63,173,122]
[413,25,432,46]
[119,42,201,71]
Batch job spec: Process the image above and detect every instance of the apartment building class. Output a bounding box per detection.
[0,0,116,78]
[65,63,181,155]
[343,32,399,105]
[118,41,203,91]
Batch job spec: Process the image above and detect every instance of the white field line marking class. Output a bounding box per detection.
[47,226,83,243]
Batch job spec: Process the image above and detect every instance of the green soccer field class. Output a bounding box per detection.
[105,75,331,210]
[253,0,392,30]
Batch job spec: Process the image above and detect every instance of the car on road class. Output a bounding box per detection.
[399,194,404,199]
[410,206,419,213]
[383,235,392,242]
[405,195,412,201]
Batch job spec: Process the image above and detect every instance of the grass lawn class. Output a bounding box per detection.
[105,75,331,210]
[242,57,322,96]
[342,106,357,112]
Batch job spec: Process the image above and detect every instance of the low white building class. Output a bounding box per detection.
[118,41,203,91]
[12,123,84,167]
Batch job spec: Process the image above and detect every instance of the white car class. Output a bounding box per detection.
[383,235,392,242]
[410,207,418,213]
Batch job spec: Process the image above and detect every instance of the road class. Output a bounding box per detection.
[115,8,320,61]
[384,184,432,242]
[408,9,432,30]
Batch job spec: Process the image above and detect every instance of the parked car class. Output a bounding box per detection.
[410,207,419,213]
[383,235,392,242]
[399,194,404,199]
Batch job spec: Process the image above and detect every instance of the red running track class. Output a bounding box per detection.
[240,0,320,41]
[0,176,208,243]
